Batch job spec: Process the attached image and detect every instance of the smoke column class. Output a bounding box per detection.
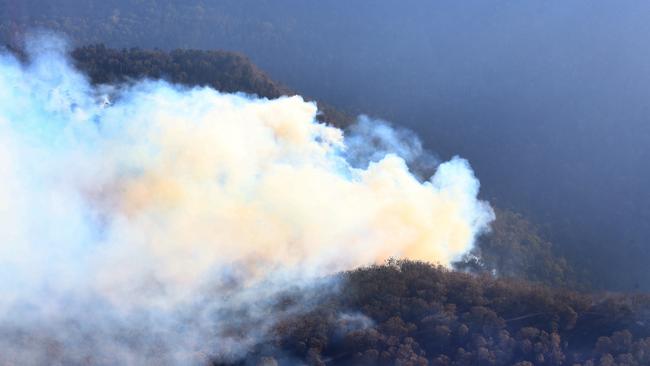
[0,37,493,364]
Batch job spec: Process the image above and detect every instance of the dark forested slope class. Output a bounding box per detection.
[224,260,650,366]
[72,45,288,98]
[455,209,577,290]
[70,45,352,127]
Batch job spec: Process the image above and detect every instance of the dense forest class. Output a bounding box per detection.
[3,0,650,291]
[70,44,351,128]
[226,260,650,366]
[73,45,288,99]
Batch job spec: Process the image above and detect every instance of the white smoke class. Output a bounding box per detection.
[345,115,439,177]
[0,37,493,364]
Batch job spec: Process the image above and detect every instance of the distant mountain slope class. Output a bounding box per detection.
[71,44,353,128]
[455,208,576,289]
[72,45,288,99]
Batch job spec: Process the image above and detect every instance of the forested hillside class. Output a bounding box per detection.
[73,45,288,98]
[224,260,650,366]
[70,45,351,127]
[455,209,577,289]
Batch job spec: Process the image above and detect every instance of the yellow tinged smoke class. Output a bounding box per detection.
[74,92,493,305]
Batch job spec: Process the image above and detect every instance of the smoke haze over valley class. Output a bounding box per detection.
[3,1,650,365]
[3,0,650,290]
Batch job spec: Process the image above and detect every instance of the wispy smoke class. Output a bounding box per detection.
[0,37,493,364]
[344,115,439,178]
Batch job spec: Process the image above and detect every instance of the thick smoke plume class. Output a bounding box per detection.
[0,38,493,364]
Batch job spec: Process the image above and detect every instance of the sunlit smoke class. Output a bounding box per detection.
[0,37,493,364]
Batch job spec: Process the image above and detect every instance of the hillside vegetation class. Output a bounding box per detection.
[71,45,352,128]
[226,260,650,366]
